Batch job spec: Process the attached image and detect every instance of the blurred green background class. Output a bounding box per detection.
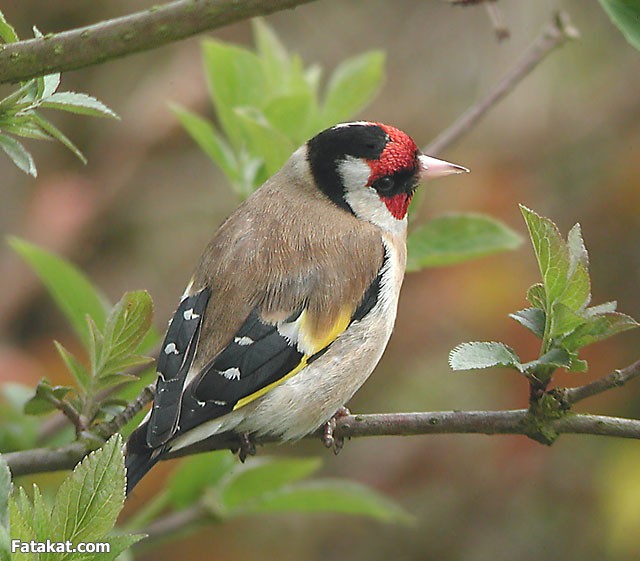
[1,1,640,560]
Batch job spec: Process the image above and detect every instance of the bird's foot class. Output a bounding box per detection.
[235,432,256,462]
[322,406,351,455]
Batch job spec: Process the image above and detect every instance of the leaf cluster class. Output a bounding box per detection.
[175,19,384,198]
[1,436,142,561]
[450,206,638,392]
[125,451,411,543]
[0,11,117,176]
[6,239,158,441]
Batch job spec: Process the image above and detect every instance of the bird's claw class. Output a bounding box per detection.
[236,432,256,462]
[322,406,350,455]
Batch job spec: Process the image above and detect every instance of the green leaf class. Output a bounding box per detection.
[252,19,290,93]
[407,214,522,270]
[30,486,51,544]
[527,283,547,310]
[509,307,545,338]
[93,372,140,393]
[172,105,240,182]
[521,348,573,373]
[0,134,37,176]
[562,312,639,350]
[87,316,105,375]
[233,107,294,178]
[23,378,74,416]
[0,455,11,561]
[9,238,109,348]
[50,435,126,552]
[202,40,266,149]
[549,302,588,339]
[568,356,589,373]
[55,341,92,394]
[30,112,87,164]
[449,341,522,371]
[42,73,61,99]
[15,80,40,106]
[8,489,35,561]
[322,51,385,125]
[234,478,413,524]
[0,80,37,111]
[85,534,144,561]
[99,291,153,377]
[8,485,55,561]
[585,301,618,317]
[562,223,591,311]
[598,0,640,51]
[0,10,19,43]
[167,451,236,509]
[520,205,570,307]
[1,118,52,140]
[262,92,315,145]
[220,457,322,511]
[40,92,119,119]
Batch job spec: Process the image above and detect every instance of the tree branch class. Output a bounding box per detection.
[0,0,316,84]
[6,401,640,478]
[562,359,640,405]
[5,357,640,477]
[425,10,579,156]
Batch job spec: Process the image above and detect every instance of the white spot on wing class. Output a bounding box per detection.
[183,308,200,320]
[212,400,227,406]
[234,336,254,346]
[164,342,179,355]
[219,367,241,380]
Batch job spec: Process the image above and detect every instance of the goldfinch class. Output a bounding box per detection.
[124,121,468,493]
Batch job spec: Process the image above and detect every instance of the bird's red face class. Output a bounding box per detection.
[307,121,468,230]
[365,123,420,220]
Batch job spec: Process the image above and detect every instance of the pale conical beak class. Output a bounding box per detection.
[419,153,469,180]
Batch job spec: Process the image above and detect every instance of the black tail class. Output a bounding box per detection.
[124,422,162,495]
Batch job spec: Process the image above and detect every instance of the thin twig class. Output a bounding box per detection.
[136,505,212,549]
[425,11,579,156]
[562,359,640,405]
[94,384,155,439]
[5,441,88,477]
[0,0,317,84]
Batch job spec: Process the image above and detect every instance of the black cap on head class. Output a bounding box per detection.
[307,123,389,212]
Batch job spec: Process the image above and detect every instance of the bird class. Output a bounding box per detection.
[124,121,468,494]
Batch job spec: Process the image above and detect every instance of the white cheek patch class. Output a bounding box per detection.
[337,156,371,191]
[338,156,407,235]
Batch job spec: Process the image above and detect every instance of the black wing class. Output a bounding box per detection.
[176,260,386,436]
[146,288,211,448]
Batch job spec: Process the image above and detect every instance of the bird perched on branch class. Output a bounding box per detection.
[124,121,468,494]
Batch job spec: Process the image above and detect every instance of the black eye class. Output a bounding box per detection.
[372,176,394,194]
